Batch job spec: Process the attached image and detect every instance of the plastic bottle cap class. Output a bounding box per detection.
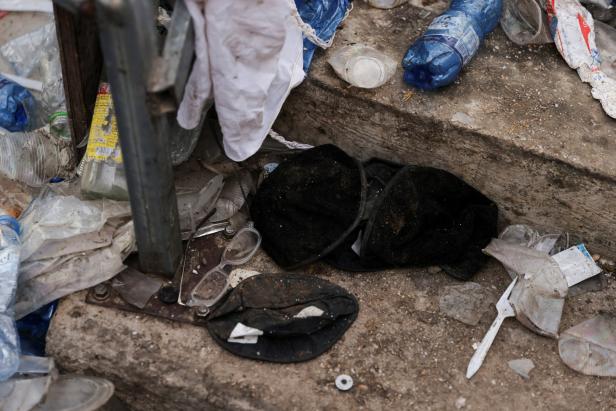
[346,56,386,88]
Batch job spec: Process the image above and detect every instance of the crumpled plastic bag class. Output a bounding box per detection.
[484,238,568,338]
[559,314,616,376]
[15,220,135,319]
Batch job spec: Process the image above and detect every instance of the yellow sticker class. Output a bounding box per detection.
[85,83,123,163]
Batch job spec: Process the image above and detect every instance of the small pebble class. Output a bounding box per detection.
[455,396,466,409]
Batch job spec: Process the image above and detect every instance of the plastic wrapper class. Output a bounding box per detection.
[328,45,397,88]
[0,22,65,129]
[559,314,616,376]
[484,238,568,338]
[500,0,553,45]
[294,0,352,71]
[15,220,135,319]
[546,0,616,118]
[0,1,53,12]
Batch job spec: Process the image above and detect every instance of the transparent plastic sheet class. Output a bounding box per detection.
[559,314,616,376]
[0,1,53,12]
[500,0,553,45]
[111,268,163,309]
[328,45,397,88]
[0,376,52,411]
[14,220,135,319]
[0,22,65,128]
[484,238,568,338]
[18,191,131,263]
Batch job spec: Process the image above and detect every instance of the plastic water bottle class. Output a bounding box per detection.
[402,0,503,90]
[0,209,21,381]
[0,121,73,187]
[0,75,36,132]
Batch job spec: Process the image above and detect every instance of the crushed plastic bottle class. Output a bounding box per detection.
[0,121,74,187]
[0,208,21,381]
[402,0,503,90]
[0,74,36,132]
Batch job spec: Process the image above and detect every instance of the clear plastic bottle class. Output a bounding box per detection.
[0,121,73,187]
[0,209,21,381]
[402,0,502,90]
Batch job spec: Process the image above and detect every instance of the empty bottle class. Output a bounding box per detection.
[402,0,503,90]
[0,75,36,132]
[0,122,73,187]
[0,209,21,381]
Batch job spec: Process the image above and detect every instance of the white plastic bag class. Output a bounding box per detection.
[0,0,53,12]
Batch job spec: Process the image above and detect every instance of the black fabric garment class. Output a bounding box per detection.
[251,145,498,280]
[207,273,359,363]
[361,166,498,279]
[251,144,366,269]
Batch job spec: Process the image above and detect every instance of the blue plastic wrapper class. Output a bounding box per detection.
[16,301,57,357]
[295,0,351,72]
[0,75,36,132]
[402,0,502,90]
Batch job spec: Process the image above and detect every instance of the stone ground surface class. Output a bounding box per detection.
[47,251,616,411]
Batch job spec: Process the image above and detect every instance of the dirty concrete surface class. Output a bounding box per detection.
[47,248,616,411]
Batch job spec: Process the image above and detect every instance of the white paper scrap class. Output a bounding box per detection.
[553,244,602,287]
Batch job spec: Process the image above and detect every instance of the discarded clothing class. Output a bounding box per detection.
[207,273,358,363]
[252,145,498,280]
[178,0,305,161]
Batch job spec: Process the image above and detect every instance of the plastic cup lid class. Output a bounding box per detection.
[33,375,114,411]
[346,56,386,88]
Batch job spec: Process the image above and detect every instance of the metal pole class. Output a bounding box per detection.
[95,0,182,276]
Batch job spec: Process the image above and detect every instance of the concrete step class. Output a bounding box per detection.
[275,1,616,259]
[47,251,616,411]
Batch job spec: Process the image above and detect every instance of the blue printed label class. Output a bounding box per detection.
[424,12,480,65]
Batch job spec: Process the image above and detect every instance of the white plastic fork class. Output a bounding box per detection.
[466,277,518,379]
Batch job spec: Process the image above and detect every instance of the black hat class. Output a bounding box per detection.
[207,273,359,363]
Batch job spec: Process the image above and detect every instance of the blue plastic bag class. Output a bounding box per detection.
[402,0,502,90]
[16,301,57,357]
[295,0,351,72]
[0,75,36,132]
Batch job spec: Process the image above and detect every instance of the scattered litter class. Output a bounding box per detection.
[111,267,164,309]
[187,225,261,308]
[559,314,616,377]
[328,44,397,88]
[552,244,603,287]
[500,0,552,45]
[484,239,568,338]
[508,358,535,379]
[0,122,74,187]
[0,208,22,381]
[466,277,518,379]
[294,0,352,71]
[0,75,35,131]
[568,273,607,296]
[546,0,616,119]
[335,374,353,391]
[402,0,502,89]
[438,282,496,326]
[14,186,134,318]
